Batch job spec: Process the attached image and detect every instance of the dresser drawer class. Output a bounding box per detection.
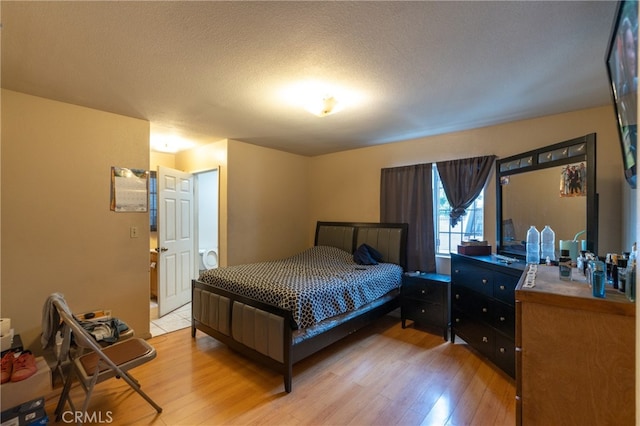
[493,333,515,378]
[493,272,519,306]
[452,285,492,324]
[452,264,493,297]
[452,309,494,359]
[493,301,515,336]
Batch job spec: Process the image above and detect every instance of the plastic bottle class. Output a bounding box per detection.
[526,225,540,264]
[540,225,555,261]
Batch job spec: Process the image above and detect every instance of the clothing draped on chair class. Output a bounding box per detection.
[436,155,496,227]
[45,294,162,423]
[380,163,435,272]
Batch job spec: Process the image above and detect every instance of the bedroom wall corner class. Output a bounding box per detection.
[1,90,151,354]
[225,140,311,265]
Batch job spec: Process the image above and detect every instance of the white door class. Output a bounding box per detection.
[157,166,194,317]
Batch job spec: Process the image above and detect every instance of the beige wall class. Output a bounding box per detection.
[1,90,151,353]
[224,140,310,265]
[309,105,627,272]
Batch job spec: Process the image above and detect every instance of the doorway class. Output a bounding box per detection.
[149,167,219,337]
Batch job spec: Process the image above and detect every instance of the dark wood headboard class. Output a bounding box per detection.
[314,221,408,270]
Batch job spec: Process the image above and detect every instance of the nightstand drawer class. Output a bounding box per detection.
[402,300,444,325]
[402,278,444,302]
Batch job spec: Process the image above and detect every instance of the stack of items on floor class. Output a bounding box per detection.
[0,329,50,425]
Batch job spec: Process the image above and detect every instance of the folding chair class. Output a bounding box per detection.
[51,297,162,422]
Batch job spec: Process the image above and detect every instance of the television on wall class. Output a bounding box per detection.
[606,0,638,189]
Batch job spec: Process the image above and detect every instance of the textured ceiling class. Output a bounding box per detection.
[1,1,619,156]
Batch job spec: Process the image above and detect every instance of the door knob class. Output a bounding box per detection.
[156,247,168,253]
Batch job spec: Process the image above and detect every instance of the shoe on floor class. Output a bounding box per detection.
[10,350,37,382]
[1,351,14,384]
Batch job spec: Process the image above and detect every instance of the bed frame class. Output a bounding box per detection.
[191,221,408,393]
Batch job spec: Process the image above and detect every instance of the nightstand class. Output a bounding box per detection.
[401,272,451,340]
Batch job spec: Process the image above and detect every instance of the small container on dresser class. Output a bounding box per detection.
[450,253,525,378]
[401,272,451,340]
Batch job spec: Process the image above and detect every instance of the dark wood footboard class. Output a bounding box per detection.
[192,279,296,392]
[192,279,400,393]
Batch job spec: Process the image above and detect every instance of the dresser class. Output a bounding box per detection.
[401,272,451,340]
[450,253,525,378]
[516,265,635,425]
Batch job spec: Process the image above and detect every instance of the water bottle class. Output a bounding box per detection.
[540,225,556,261]
[526,225,540,264]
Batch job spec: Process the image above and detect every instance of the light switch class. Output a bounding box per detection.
[130,226,139,238]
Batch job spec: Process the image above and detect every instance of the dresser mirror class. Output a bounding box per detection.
[496,133,598,259]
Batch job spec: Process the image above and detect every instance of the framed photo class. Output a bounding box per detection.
[606,0,638,189]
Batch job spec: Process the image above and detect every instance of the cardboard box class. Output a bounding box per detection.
[0,357,51,411]
[457,245,492,256]
[0,397,46,426]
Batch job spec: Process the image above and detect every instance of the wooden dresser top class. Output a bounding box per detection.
[515,264,636,317]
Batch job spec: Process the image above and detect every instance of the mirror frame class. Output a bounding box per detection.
[496,133,598,258]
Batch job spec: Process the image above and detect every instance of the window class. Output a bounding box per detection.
[149,171,157,232]
[433,165,484,255]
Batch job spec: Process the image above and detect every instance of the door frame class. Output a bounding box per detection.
[193,167,220,274]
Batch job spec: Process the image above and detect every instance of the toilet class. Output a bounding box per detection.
[199,248,218,270]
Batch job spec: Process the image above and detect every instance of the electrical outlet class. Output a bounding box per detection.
[130,226,139,238]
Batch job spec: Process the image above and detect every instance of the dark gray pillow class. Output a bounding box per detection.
[354,244,377,265]
[354,243,385,265]
[365,244,384,262]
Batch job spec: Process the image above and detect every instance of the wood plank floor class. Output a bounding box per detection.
[44,314,516,425]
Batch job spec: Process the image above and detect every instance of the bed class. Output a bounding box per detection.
[191,221,408,393]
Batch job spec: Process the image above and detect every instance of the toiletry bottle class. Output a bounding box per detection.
[559,249,572,281]
[611,254,619,289]
[592,259,606,298]
[617,257,628,293]
[626,243,636,302]
[577,251,585,274]
[626,259,636,302]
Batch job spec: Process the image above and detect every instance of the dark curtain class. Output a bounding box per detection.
[380,163,435,272]
[436,155,496,227]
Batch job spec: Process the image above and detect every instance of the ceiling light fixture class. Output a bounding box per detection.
[150,132,195,153]
[280,80,362,118]
[304,95,343,117]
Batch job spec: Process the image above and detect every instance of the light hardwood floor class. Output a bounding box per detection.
[45,314,516,425]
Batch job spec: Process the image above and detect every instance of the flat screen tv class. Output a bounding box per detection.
[606,0,638,189]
